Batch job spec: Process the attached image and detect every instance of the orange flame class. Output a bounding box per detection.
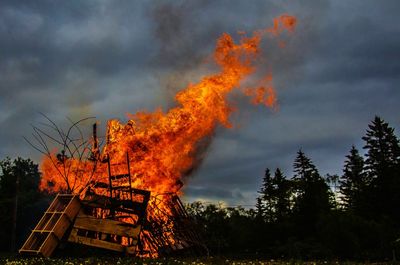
[38,14,296,256]
[268,14,297,35]
[40,13,296,196]
[39,13,296,232]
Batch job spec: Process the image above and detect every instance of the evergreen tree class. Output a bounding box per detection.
[293,149,319,183]
[362,116,400,176]
[255,196,264,220]
[362,116,400,221]
[326,174,340,208]
[272,168,291,221]
[339,146,366,213]
[0,157,41,251]
[292,150,332,236]
[258,168,275,222]
[257,167,292,224]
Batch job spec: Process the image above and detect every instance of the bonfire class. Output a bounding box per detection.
[20,14,296,257]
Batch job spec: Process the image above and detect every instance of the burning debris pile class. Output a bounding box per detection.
[20,14,296,257]
[21,125,207,257]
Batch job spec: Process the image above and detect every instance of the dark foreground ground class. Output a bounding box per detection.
[1,256,400,265]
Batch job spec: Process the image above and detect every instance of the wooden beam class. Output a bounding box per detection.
[64,196,81,219]
[73,214,141,239]
[38,233,58,258]
[68,229,125,253]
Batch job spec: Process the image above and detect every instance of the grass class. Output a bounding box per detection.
[0,256,399,265]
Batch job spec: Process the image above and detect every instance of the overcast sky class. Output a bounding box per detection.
[1,0,399,207]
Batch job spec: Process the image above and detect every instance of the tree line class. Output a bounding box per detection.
[0,158,44,252]
[1,115,399,260]
[186,116,400,260]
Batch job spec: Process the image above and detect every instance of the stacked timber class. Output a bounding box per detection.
[19,189,149,257]
[19,194,80,257]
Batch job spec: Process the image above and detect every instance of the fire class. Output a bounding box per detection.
[38,14,296,255]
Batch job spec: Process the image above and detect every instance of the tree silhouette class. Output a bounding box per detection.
[257,167,292,223]
[272,168,291,222]
[292,150,332,236]
[293,150,319,182]
[255,196,264,220]
[362,116,400,221]
[258,168,275,222]
[363,116,400,176]
[339,145,367,214]
[0,157,41,251]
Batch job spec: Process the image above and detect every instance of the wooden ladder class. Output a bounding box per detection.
[106,153,133,201]
[106,153,150,224]
[19,194,81,257]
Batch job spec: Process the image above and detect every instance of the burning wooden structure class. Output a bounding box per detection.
[20,152,206,257]
[20,15,297,258]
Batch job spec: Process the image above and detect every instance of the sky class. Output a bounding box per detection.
[1,0,399,207]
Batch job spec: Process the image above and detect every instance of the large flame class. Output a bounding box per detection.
[38,14,296,256]
[40,14,296,196]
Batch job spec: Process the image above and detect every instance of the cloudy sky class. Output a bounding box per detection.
[1,0,399,206]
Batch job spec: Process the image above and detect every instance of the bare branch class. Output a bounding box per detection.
[39,112,66,143]
[23,136,48,156]
[66,116,95,142]
[25,114,100,194]
[32,125,64,146]
[32,127,50,154]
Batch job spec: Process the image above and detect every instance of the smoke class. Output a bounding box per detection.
[147,1,219,179]
[146,3,299,181]
[182,133,214,181]
[148,1,217,101]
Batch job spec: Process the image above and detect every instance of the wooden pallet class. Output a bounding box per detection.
[19,194,81,257]
[68,211,141,254]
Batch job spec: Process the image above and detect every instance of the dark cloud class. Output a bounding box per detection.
[1,0,399,207]
[184,186,244,201]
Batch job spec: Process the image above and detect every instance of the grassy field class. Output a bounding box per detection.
[0,257,398,265]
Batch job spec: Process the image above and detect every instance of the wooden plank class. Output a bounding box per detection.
[34,212,52,231]
[81,194,147,218]
[68,227,78,239]
[68,229,125,253]
[19,194,81,257]
[19,233,37,253]
[22,231,49,251]
[73,214,141,238]
[110,173,130,180]
[64,196,81,219]
[126,245,137,255]
[52,214,72,239]
[44,213,59,231]
[81,194,111,208]
[19,249,40,253]
[38,233,58,258]
[46,194,62,212]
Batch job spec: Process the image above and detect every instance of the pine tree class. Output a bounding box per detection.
[258,168,275,222]
[362,116,400,177]
[293,149,319,183]
[255,196,264,220]
[339,146,366,213]
[326,174,340,208]
[362,116,400,221]
[273,168,291,221]
[292,150,332,236]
